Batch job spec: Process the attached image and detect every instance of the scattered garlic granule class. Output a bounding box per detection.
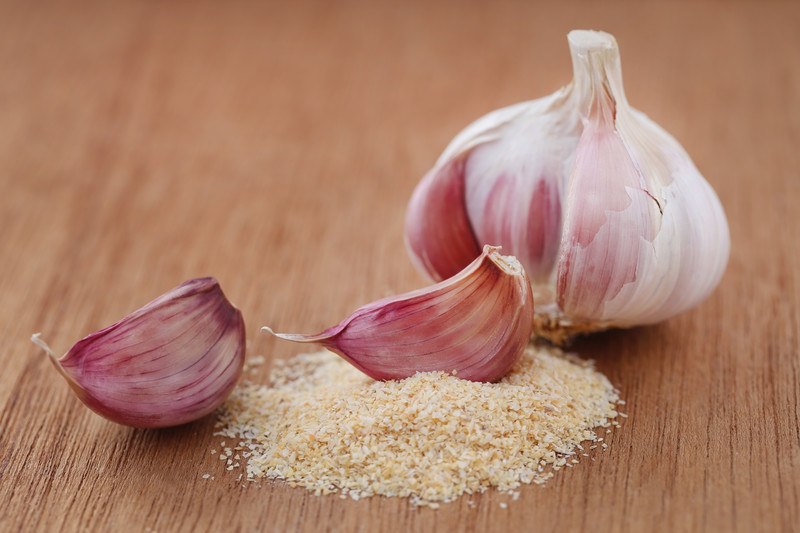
[214,344,621,506]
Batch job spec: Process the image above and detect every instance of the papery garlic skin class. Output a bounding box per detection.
[405,30,730,339]
[32,277,245,428]
[264,245,534,382]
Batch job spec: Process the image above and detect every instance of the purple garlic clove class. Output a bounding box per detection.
[264,245,534,383]
[32,277,245,428]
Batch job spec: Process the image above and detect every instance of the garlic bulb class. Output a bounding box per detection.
[264,245,533,382]
[32,277,245,428]
[405,30,730,341]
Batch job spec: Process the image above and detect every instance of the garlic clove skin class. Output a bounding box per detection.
[407,90,581,285]
[556,92,653,323]
[404,157,481,282]
[556,30,730,328]
[460,92,583,284]
[264,245,534,382]
[405,29,730,341]
[32,277,245,428]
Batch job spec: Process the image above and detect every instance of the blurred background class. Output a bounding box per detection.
[3,0,796,330]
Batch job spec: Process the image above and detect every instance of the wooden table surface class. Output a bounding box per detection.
[1,1,798,531]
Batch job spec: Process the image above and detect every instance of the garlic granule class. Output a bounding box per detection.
[214,346,622,506]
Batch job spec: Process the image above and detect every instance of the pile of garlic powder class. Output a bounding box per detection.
[213,344,623,507]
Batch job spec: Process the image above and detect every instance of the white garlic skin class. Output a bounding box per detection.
[405,30,730,335]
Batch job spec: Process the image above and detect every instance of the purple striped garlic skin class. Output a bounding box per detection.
[265,245,534,383]
[405,30,730,338]
[404,157,481,282]
[34,277,245,428]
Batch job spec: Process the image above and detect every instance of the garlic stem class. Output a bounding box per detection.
[568,30,628,112]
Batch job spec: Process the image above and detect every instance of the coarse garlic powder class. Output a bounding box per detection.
[214,345,622,507]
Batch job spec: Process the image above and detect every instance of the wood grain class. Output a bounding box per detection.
[0,1,798,531]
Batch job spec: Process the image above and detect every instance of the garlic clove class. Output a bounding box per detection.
[264,245,534,382]
[31,277,245,428]
[465,153,565,283]
[556,93,654,322]
[405,102,537,282]
[462,94,580,284]
[404,157,481,282]
[556,30,730,327]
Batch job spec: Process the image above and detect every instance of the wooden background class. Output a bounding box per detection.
[0,1,798,531]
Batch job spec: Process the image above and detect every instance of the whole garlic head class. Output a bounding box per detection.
[405,30,730,341]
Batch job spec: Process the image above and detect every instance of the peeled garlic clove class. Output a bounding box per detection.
[31,277,245,428]
[405,29,730,340]
[264,245,533,382]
